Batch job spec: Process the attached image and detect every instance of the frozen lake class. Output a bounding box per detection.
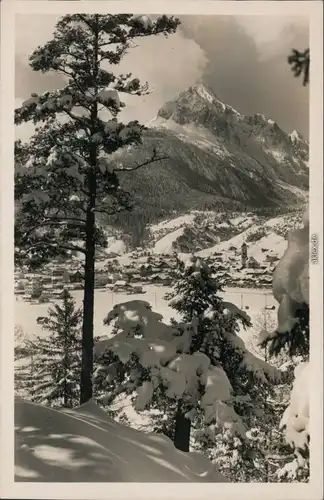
[15,284,277,340]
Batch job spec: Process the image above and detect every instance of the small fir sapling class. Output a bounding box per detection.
[15,289,82,408]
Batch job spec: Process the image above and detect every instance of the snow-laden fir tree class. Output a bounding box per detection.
[240,309,307,482]
[263,58,310,480]
[164,256,287,481]
[259,208,310,481]
[14,325,28,361]
[93,256,283,481]
[15,14,180,404]
[15,290,82,408]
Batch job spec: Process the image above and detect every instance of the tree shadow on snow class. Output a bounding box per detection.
[15,399,224,482]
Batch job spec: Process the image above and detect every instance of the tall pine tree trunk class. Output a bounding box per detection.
[63,353,68,408]
[80,17,99,405]
[174,400,191,452]
[63,305,68,408]
[80,202,96,404]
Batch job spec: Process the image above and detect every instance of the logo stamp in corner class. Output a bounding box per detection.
[310,233,319,265]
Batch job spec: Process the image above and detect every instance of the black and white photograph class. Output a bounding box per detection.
[0,0,323,497]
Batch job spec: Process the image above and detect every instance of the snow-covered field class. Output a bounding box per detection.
[15,284,276,340]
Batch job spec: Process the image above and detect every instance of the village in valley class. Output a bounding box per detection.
[15,207,297,311]
[15,231,277,309]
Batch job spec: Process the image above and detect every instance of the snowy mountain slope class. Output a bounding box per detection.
[197,213,303,262]
[150,214,197,235]
[153,227,186,255]
[111,83,308,234]
[15,398,225,482]
[197,227,282,259]
[147,210,304,259]
[152,83,309,186]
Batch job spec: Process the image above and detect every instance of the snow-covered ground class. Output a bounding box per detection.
[15,284,276,341]
[245,234,287,262]
[150,214,196,234]
[228,215,256,228]
[105,238,127,255]
[14,398,225,482]
[153,227,186,255]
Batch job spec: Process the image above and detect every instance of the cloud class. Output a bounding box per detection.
[15,14,207,126]
[180,15,309,137]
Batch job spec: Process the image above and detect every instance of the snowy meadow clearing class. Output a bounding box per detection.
[15,284,276,341]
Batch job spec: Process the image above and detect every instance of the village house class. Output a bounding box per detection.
[112,280,129,292]
[52,267,65,277]
[62,270,70,283]
[139,263,153,277]
[94,275,109,288]
[155,260,170,270]
[70,270,83,283]
[150,274,164,284]
[40,276,52,285]
[51,276,61,286]
[266,254,280,263]
[246,256,260,269]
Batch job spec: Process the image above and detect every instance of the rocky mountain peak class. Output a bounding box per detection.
[189,83,217,104]
[289,129,305,144]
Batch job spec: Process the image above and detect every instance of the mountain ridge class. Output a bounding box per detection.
[111,83,308,239]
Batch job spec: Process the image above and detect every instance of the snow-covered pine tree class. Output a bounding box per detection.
[264,58,311,481]
[242,309,306,482]
[15,14,180,404]
[164,256,286,480]
[259,208,310,481]
[93,256,283,481]
[15,290,82,408]
[14,325,32,397]
[14,325,28,361]
[163,255,232,452]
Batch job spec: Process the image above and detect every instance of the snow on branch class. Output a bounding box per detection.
[95,300,249,438]
[273,210,309,326]
[97,89,120,109]
[222,301,251,324]
[259,207,309,357]
[279,362,309,464]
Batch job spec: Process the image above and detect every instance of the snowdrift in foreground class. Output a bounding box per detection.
[15,398,226,482]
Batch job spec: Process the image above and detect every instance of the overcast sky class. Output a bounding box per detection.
[15,13,309,139]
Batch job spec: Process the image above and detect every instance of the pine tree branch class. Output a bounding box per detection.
[18,217,86,243]
[78,14,96,32]
[45,215,86,225]
[18,240,86,255]
[94,205,129,216]
[62,109,91,135]
[113,148,168,173]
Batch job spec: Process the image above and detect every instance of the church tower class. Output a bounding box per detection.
[241,242,247,268]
